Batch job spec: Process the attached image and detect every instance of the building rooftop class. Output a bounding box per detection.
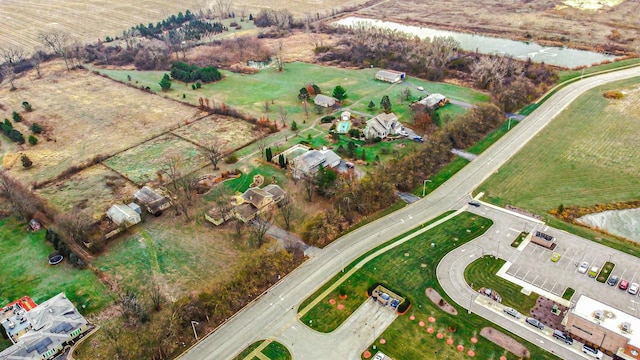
[572,295,640,348]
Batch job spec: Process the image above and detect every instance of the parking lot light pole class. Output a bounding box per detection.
[422,179,432,197]
[191,321,199,341]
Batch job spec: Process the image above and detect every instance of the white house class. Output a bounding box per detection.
[291,148,342,179]
[419,93,448,109]
[375,70,405,83]
[314,94,337,107]
[364,113,401,139]
[107,204,141,227]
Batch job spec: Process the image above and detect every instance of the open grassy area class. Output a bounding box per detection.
[300,212,558,360]
[557,58,640,83]
[104,133,207,185]
[0,217,114,315]
[413,157,469,197]
[233,340,291,360]
[171,115,261,153]
[466,118,520,155]
[478,77,640,216]
[464,256,538,315]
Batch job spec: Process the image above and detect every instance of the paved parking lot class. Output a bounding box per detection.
[505,223,640,314]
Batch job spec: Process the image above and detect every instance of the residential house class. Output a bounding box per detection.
[375,69,405,83]
[106,204,141,227]
[0,293,90,360]
[565,295,640,359]
[291,148,342,180]
[206,184,287,225]
[364,112,401,139]
[341,111,351,121]
[314,94,337,107]
[419,93,448,109]
[133,186,171,215]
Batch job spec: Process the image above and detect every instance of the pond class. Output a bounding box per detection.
[334,17,618,68]
[577,208,640,243]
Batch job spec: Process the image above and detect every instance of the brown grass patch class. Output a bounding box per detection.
[171,115,260,152]
[480,327,530,358]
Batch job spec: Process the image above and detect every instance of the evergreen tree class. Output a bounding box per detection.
[278,154,286,169]
[12,111,22,122]
[266,147,273,162]
[28,135,37,145]
[21,154,33,168]
[332,85,347,101]
[298,87,310,101]
[159,73,172,91]
[368,100,375,110]
[380,95,392,113]
[291,121,298,131]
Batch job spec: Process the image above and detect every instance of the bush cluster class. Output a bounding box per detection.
[170,62,222,83]
[2,119,25,144]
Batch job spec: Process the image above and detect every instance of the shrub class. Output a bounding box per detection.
[321,115,335,123]
[191,84,196,90]
[21,154,33,168]
[170,62,222,83]
[21,101,32,112]
[196,81,202,89]
[30,123,42,134]
[224,154,238,164]
[603,91,624,99]
[28,135,37,145]
[12,111,22,122]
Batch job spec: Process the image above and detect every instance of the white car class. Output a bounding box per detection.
[373,352,386,360]
[582,345,603,359]
[578,261,589,274]
[629,283,640,295]
[417,86,424,91]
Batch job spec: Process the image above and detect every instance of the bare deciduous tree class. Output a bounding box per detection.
[302,172,315,202]
[204,143,223,170]
[256,136,267,157]
[31,49,44,78]
[0,45,25,65]
[277,106,288,128]
[274,40,284,72]
[250,213,272,247]
[279,194,294,230]
[38,30,72,70]
[1,66,17,90]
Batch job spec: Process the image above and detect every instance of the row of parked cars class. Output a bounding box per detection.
[577,261,640,294]
[503,307,604,359]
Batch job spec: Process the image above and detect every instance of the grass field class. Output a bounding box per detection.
[104,133,207,185]
[0,63,202,185]
[233,340,292,360]
[171,115,260,153]
[35,164,139,220]
[478,77,640,215]
[299,212,558,360]
[0,217,114,315]
[464,256,538,315]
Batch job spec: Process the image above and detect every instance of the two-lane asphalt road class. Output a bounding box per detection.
[179,66,640,360]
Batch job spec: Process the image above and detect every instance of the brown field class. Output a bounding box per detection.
[35,165,138,220]
[171,115,259,152]
[356,0,640,52]
[0,62,204,184]
[0,0,369,54]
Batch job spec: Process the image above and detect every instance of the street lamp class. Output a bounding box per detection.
[335,249,344,272]
[422,179,432,197]
[191,321,199,341]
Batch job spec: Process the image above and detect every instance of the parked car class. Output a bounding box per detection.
[620,279,630,290]
[553,330,573,345]
[373,352,386,360]
[629,283,640,295]
[525,317,544,329]
[588,266,600,278]
[607,275,620,286]
[582,345,603,359]
[417,86,424,91]
[412,136,424,143]
[578,261,589,274]
[503,307,521,319]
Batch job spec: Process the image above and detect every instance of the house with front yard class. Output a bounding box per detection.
[364,112,401,139]
[291,148,342,180]
[206,184,287,225]
[565,295,640,359]
[314,94,337,107]
[375,69,405,83]
[419,93,448,109]
[0,293,89,360]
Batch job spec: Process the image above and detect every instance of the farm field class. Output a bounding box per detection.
[93,62,489,123]
[35,164,138,220]
[104,133,207,185]
[299,212,558,360]
[0,0,366,53]
[171,115,260,153]
[0,63,202,185]
[0,217,114,318]
[477,77,640,214]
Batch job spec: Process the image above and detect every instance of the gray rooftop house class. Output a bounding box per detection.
[375,69,405,83]
[291,148,342,180]
[313,94,337,107]
[0,293,90,360]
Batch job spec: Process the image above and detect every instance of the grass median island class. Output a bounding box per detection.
[464,255,538,315]
[233,340,291,360]
[300,212,559,359]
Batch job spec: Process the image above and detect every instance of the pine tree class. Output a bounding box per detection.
[266,147,273,162]
[278,154,286,169]
[380,95,392,113]
[159,73,172,92]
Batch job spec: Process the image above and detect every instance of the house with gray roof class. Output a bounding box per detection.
[375,69,405,83]
[291,148,342,180]
[313,94,337,107]
[364,112,401,139]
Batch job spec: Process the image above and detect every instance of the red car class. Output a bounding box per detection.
[619,279,630,290]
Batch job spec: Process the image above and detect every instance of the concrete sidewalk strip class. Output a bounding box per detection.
[497,262,571,307]
[242,339,270,360]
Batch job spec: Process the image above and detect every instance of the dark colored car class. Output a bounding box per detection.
[607,275,620,286]
[468,200,481,207]
[526,317,544,329]
[553,330,573,345]
[619,279,630,290]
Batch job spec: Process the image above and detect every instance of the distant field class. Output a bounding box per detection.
[0,217,113,315]
[104,133,206,185]
[0,63,202,185]
[35,165,139,220]
[478,77,640,214]
[171,115,259,152]
[0,0,366,54]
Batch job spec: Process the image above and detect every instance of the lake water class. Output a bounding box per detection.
[334,17,618,68]
[577,208,640,243]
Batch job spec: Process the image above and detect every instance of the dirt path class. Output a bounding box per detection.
[480,327,530,358]
[425,287,458,315]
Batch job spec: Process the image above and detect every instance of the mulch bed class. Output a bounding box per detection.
[425,288,458,315]
[480,327,530,358]
[530,296,569,331]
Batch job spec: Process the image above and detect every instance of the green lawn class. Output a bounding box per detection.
[466,118,519,155]
[300,212,558,360]
[464,256,538,315]
[0,217,114,315]
[233,340,291,360]
[478,77,640,215]
[414,157,469,197]
[557,58,640,83]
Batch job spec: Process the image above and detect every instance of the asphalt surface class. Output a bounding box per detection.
[178,66,640,360]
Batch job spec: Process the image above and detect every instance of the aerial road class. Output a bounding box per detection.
[178,66,640,360]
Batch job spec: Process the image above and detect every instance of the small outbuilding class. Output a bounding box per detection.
[314,94,337,107]
[419,93,448,109]
[134,186,171,215]
[375,69,405,83]
[106,204,141,227]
